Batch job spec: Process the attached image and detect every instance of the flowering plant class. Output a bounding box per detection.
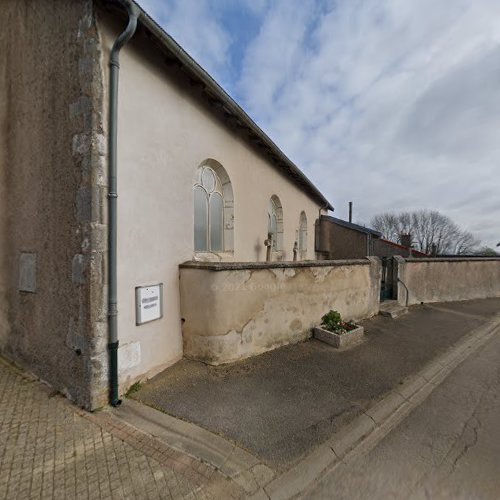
[321,310,357,334]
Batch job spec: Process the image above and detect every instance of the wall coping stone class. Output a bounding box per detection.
[404,257,500,263]
[179,259,371,271]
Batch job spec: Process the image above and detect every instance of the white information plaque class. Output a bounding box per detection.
[135,284,163,325]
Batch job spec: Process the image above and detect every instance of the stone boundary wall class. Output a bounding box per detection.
[395,257,500,306]
[179,258,381,365]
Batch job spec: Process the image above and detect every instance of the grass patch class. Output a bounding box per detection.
[125,381,142,397]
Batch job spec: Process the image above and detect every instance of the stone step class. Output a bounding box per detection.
[379,301,408,319]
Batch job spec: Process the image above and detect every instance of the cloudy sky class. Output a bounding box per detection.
[138,0,499,248]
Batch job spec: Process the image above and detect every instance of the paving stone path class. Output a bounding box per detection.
[0,358,243,499]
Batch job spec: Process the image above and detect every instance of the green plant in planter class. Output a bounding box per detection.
[321,310,356,334]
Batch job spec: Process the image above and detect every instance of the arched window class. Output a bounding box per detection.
[193,161,233,253]
[267,195,283,252]
[299,211,307,259]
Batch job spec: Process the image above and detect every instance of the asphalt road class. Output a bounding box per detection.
[305,324,500,499]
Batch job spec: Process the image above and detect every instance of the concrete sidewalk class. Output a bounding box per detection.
[2,298,499,499]
[108,298,500,498]
[130,298,500,472]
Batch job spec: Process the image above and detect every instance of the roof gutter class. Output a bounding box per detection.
[107,0,140,407]
[131,2,333,211]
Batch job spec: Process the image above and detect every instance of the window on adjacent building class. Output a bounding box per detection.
[268,195,283,251]
[299,211,307,259]
[194,161,233,253]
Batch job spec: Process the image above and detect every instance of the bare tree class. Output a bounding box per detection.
[474,246,499,256]
[370,210,480,255]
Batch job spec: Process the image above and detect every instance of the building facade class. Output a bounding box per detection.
[0,0,334,409]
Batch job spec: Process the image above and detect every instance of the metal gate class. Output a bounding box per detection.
[380,257,394,301]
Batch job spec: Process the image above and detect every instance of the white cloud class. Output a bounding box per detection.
[236,0,500,246]
[136,0,232,84]
[237,0,319,116]
[138,0,500,247]
[240,0,269,16]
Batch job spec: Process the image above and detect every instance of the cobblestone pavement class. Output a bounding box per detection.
[0,358,244,499]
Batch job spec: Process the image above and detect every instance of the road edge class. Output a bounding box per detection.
[259,312,500,500]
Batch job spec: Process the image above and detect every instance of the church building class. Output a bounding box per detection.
[0,0,383,409]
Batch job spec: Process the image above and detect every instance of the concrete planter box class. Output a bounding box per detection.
[313,325,365,349]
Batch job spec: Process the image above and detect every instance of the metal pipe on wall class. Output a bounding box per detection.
[108,0,140,407]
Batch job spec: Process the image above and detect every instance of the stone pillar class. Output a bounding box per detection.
[393,256,408,306]
[367,256,382,313]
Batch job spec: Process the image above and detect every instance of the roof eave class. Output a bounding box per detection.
[106,0,333,211]
[322,216,382,237]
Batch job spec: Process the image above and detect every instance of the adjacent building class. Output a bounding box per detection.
[316,216,382,260]
[317,216,428,260]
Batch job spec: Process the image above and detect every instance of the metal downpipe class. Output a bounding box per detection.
[108,0,139,407]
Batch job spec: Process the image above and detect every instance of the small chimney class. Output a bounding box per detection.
[400,234,412,248]
[348,201,353,223]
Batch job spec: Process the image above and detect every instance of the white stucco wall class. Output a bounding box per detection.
[396,257,500,306]
[179,259,381,364]
[98,16,328,390]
